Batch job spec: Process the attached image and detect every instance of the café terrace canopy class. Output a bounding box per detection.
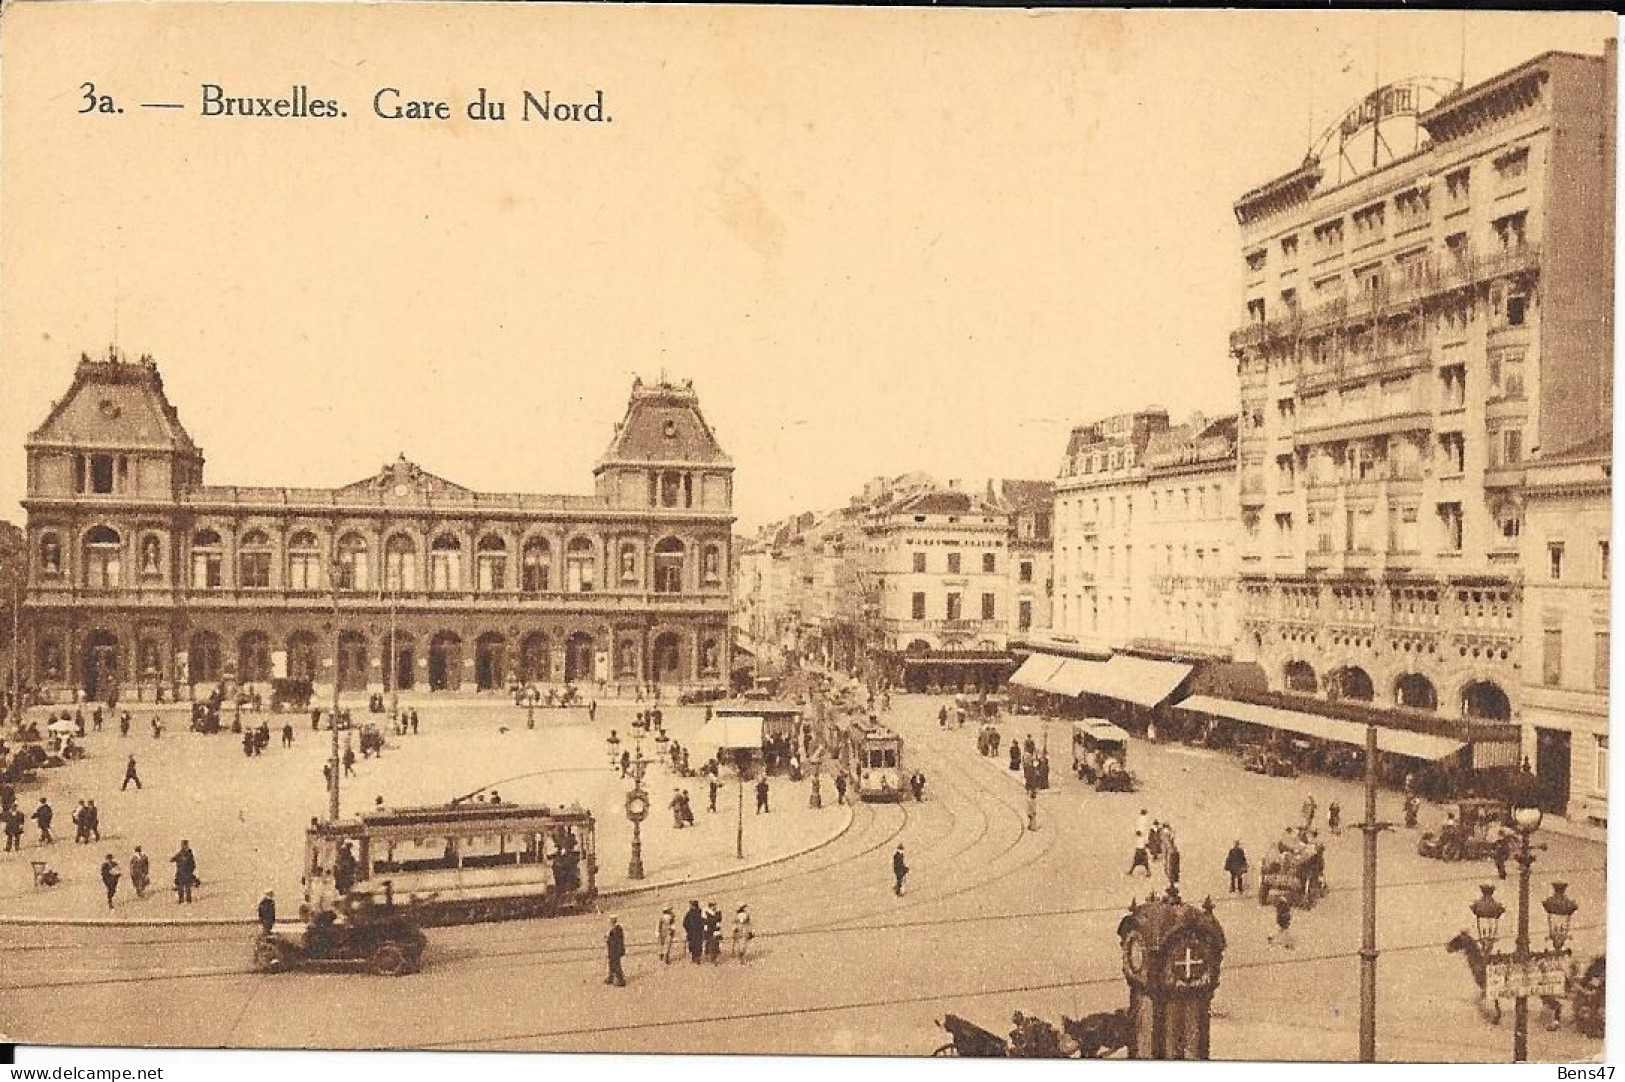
[1177,695,1467,761]
[1048,656,1193,709]
[696,716,764,750]
[1009,653,1070,695]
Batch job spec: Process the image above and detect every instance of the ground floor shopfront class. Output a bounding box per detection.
[23,606,733,703]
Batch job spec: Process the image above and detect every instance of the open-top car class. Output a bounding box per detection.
[1417,798,1510,862]
[254,903,428,976]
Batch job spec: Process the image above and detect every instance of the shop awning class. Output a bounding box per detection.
[1101,656,1193,709]
[696,716,764,749]
[1050,658,1116,698]
[1177,695,1466,761]
[1009,653,1069,694]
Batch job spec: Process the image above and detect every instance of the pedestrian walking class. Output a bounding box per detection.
[892,844,909,896]
[588,700,597,723]
[704,903,723,963]
[1166,843,1182,888]
[620,750,631,778]
[1302,793,1317,831]
[683,900,705,964]
[708,777,721,813]
[733,904,753,961]
[1269,897,1294,949]
[670,789,687,829]
[938,706,947,728]
[1328,801,1342,835]
[73,801,90,844]
[32,797,54,844]
[281,723,294,748]
[86,800,101,842]
[1493,825,1511,880]
[680,790,695,827]
[170,840,197,904]
[342,746,356,777]
[151,717,163,739]
[657,906,677,964]
[755,777,770,814]
[835,772,849,805]
[1126,831,1151,877]
[2,807,23,852]
[122,755,142,791]
[258,890,277,934]
[129,846,150,897]
[99,853,121,909]
[93,707,104,732]
[1224,841,1248,894]
[1146,821,1163,862]
[605,916,627,986]
[1026,787,1039,832]
[410,709,420,734]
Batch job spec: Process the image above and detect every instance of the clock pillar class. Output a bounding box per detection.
[1118,890,1227,1060]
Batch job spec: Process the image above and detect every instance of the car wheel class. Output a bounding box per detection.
[372,943,409,976]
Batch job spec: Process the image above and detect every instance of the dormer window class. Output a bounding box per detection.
[663,420,678,438]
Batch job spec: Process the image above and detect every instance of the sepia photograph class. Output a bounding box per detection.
[0,3,1615,1067]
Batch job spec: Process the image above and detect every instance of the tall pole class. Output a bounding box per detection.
[328,559,342,822]
[1513,834,1533,1063]
[10,563,21,726]
[736,762,745,860]
[1358,722,1379,1062]
[388,588,399,718]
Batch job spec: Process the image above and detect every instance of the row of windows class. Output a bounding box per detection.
[908,591,998,621]
[1546,539,1609,584]
[911,551,1000,574]
[1540,628,1609,692]
[38,527,726,594]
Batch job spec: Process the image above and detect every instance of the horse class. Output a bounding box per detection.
[1447,930,1503,1025]
[1061,1010,1131,1058]
[1447,930,1568,1029]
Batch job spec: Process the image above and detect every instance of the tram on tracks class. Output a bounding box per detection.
[303,801,598,927]
[836,718,906,801]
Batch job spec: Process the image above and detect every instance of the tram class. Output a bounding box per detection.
[303,801,598,927]
[839,719,906,801]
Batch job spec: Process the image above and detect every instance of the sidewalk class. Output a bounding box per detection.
[0,700,849,924]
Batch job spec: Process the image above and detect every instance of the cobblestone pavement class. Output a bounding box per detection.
[0,696,848,921]
[0,692,1606,1062]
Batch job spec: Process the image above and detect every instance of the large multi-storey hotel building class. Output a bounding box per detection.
[22,351,735,702]
[1229,47,1614,756]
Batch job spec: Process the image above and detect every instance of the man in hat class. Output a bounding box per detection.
[258,890,277,934]
[682,900,705,964]
[704,903,724,963]
[122,755,142,791]
[32,797,54,845]
[99,853,121,909]
[892,844,909,896]
[171,840,197,903]
[1224,840,1249,894]
[605,916,626,986]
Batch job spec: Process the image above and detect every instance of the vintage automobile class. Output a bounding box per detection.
[1072,719,1137,793]
[254,903,428,976]
[1417,798,1510,862]
[1241,745,1299,778]
[1259,835,1327,909]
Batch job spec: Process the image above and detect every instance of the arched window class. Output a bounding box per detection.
[385,534,417,592]
[239,530,272,589]
[428,533,462,592]
[335,533,368,591]
[653,537,684,594]
[190,528,223,590]
[618,541,639,586]
[38,533,63,577]
[139,534,163,578]
[699,637,721,676]
[1328,666,1374,703]
[1395,672,1438,711]
[521,538,551,593]
[565,537,596,593]
[702,543,723,586]
[476,534,508,591]
[288,531,320,590]
[83,525,121,588]
[1283,660,1317,694]
[1461,680,1511,721]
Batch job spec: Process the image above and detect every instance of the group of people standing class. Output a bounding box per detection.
[1126,809,1182,890]
[607,900,755,986]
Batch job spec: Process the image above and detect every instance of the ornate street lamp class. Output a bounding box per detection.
[625,738,652,880]
[1467,779,1578,1064]
[325,557,344,822]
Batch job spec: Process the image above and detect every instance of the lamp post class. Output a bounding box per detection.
[6,554,21,726]
[625,737,651,880]
[326,558,343,822]
[1356,723,1386,1062]
[387,586,399,720]
[1467,793,1578,1063]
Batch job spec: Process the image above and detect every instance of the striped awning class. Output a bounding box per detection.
[1177,695,1467,761]
[1009,653,1070,694]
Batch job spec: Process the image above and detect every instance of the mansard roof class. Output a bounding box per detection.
[596,376,731,472]
[28,348,201,455]
[889,488,1001,518]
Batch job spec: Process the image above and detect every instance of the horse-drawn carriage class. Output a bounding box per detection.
[1259,835,1327,909]
[1072,719,1138,792]
[933,1010,1128,1059]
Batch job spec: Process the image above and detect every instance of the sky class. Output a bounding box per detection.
[0,6,1615,533]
